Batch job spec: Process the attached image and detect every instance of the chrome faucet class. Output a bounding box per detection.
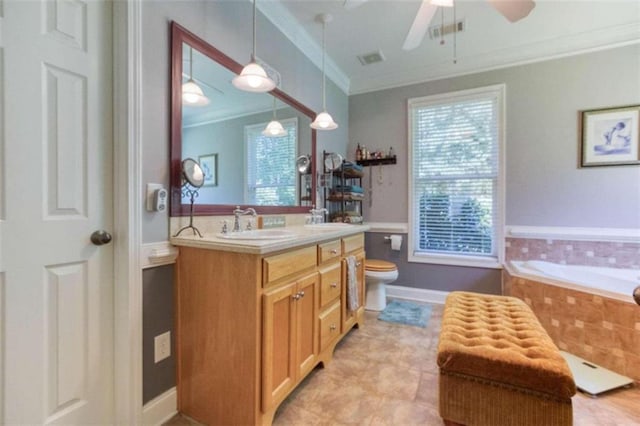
[309,207,328,224]
[233,206,257,232]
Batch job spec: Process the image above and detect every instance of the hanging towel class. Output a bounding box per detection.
[346,255,359,311]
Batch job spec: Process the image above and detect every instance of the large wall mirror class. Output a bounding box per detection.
[170,22,317,216]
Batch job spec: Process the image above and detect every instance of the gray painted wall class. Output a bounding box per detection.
[365,233,502,294]
[142,0,349,243]
[350,45,640,228]
[353,45,639,294]
[142,265,176,404]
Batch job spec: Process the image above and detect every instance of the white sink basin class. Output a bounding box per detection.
[304,223,353,230]
[216,229,297,240]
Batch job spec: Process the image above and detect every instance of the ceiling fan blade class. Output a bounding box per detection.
[487,0,535,22]
[344,0,369,10]
[402,0,438,51]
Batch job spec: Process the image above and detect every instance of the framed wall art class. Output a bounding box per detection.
[580,105,640,167]
[198,153,218,186]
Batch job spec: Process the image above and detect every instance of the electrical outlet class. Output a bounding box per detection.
[146,183,164,212]
[154,331,171,363]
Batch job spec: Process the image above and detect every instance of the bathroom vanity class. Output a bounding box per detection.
[171,225,367,425]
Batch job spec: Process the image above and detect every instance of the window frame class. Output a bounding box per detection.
[244,117,299,206]
[407,84,506,269]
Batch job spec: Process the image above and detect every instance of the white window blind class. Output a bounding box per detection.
[408,85,504,268]
[245,117,298,206]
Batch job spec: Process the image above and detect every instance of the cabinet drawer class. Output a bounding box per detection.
[318,240,341,264]
[263,246,317,285]
[319,302,341,351]
[342,234,364,254]
[319,263,341,309]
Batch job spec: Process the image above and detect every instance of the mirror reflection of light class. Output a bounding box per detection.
[193,164,204,182]
[182,80,210,106]
[262,120,287,137]
[310,111,338,130]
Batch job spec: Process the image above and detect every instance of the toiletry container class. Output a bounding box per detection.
[364,259,398,311]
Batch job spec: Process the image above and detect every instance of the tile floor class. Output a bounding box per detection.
[167,302,640,425]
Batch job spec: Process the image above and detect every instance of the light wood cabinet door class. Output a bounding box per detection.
[342,250,365,333]
[295,273,319,379]
[262,282,297,411]
[319,263,341,309]
[262,272,319,412]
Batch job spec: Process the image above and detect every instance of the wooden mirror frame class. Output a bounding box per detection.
[170,21,317,216]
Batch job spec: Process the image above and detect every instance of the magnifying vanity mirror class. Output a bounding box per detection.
[182,158,205,188]
[171,22,317,216]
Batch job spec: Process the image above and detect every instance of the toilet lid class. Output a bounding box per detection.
[365,259,397,272]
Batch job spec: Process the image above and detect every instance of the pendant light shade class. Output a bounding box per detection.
[233,0,276,93]
[262,120,287,137]
[311,14,338,131]
[182,46,210,106]
[311,111,338,130]
[263,96,287,137]
[233,62,276,92]
[431,0,453,6]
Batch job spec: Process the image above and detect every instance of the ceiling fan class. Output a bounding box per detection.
[344,0,536,50]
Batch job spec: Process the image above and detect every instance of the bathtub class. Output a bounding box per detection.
[504,261,640,381]
[509,260,638,304]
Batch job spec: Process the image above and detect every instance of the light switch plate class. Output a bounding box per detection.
[154,331,171,363]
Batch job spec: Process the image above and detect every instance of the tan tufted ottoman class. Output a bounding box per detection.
[437,292,576,426]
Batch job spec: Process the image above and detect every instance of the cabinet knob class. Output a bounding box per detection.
[330,324,337,331]
[330,283,338,288]
[298,290,305,298]
[330,249,338,255]
[292,294,300,301]
[356,262,362,267]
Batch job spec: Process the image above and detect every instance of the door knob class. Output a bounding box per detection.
[91,230,112,246]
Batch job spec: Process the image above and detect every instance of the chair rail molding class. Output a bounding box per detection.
[506,226,640,243]
[141,241,179,269]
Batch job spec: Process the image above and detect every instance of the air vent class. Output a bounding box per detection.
[357,50,386,66]
[429,19,466,39]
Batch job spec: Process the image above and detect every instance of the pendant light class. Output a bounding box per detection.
[262,96,287,137]
[310,13,338,131]
[182,46,210,106]
[232,0,276,93]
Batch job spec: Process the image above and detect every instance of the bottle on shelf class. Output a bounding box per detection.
[388,146,395,158]
[356,143,362,161]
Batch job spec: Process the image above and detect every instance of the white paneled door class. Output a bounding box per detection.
[2,1,114,423]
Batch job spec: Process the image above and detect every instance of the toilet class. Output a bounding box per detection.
[364,259,398,311]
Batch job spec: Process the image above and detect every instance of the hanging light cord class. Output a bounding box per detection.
[453,1,457,64]
[252,0,257,61]
[321,19,327,111]
[272,96,277,119]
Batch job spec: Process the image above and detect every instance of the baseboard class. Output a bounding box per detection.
[142,387,177,426]
[386,285,448,305]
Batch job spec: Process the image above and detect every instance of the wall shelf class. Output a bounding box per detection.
[356,156,396,167]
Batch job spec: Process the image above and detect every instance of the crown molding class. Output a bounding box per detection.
[349,22,640,95]
[257,1,351,95]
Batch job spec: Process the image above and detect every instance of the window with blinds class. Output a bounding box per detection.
[408,85,504,268]
[245,117,298,206]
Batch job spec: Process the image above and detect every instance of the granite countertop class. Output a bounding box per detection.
[170,224,370,255]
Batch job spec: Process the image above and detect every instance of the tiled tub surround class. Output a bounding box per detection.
[503,268,640,382]
[506,237,640,269]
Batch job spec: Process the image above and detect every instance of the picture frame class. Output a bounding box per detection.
[580,105,640,167]
[198,153,218,186]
